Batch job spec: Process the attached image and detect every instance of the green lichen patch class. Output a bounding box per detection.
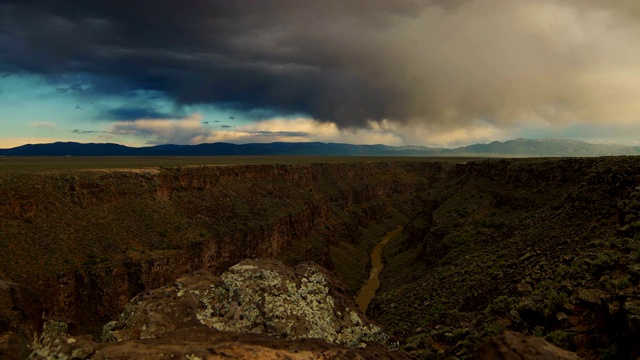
[102,259,388,349]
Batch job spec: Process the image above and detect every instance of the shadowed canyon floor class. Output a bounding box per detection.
[3,157,640,358]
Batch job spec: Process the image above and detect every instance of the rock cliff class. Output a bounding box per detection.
[30,259,408,359]
[0,162,448,335]
[0,281,43,360]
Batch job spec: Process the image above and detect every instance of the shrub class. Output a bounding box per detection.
[532,326,545,337]
[614,276,631,290]
[487,296,517,316]
[485,322,506,336]
[419,303,446,327]
[592,252,620,274]
[545,291,569,314]
[544,330,576,351]
[490,261,508,274]
[454,208,470,219]
[599,343,619,360]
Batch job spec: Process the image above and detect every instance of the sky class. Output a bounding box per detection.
[1,0,640,149]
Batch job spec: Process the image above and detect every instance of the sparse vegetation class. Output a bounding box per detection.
[487,296,517,316]
[0,159,451,338]
[373,156,640,359]
[544,330,576,351]
[6,156,640,358]
[419,303,447,327]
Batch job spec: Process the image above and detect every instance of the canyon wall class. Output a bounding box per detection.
[372,157,640,358]
[0,161,449,331]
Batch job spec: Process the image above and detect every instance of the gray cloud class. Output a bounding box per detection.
[72,129,113,135]
[1,0,639,131]
[250,131,310,137]
[100,106,181,121]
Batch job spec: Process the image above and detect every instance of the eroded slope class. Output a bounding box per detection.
[373,157,640,359]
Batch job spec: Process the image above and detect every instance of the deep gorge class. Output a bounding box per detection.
[0,161,450,333]
[6,157,637,358]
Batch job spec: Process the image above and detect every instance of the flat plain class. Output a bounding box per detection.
[0,156,479,173]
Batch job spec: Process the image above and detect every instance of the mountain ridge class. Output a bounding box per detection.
[1,138,639,157]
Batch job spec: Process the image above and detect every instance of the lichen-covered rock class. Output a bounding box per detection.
[30,335,97,360]
[30,327,410,360]
[105,259,388,348]
[39,319,71,345]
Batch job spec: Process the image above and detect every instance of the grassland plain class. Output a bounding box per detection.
[0,156,475,173]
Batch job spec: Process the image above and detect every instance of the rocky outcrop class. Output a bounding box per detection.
[473,331,580,360]
[31,259,407,359]
[104,259,388,348]
[31,328,410,360]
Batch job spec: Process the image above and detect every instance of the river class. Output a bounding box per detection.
[355,226,402,313]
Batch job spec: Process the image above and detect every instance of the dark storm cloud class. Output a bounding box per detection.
[0,0,426,127]
[1,0,640,129]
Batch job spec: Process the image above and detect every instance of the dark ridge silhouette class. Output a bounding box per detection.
[0,139,638,157]
[0,141,438,157]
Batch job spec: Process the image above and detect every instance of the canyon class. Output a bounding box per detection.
[0,161,447,335]
[3,157,640,358]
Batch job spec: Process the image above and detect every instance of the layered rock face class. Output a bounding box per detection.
[0,162,447,331]
[30,259,407,359]
[0,281,43,360]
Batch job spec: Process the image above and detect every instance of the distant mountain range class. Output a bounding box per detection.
[1,138,639,157]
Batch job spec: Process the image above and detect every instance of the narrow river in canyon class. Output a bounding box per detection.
[355,226,403,313]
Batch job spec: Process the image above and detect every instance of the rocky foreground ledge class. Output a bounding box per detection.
[101,259,387,346]
[1,258,580,359]
[27,259,404,359]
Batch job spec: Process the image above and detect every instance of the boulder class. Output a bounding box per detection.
[516,298,544,326]
[624,298,640,315]
[573,288,607,307]
[473,331,581,360]
[517,282,533,297]
[556,312,570,329]
[104,259,388,348]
